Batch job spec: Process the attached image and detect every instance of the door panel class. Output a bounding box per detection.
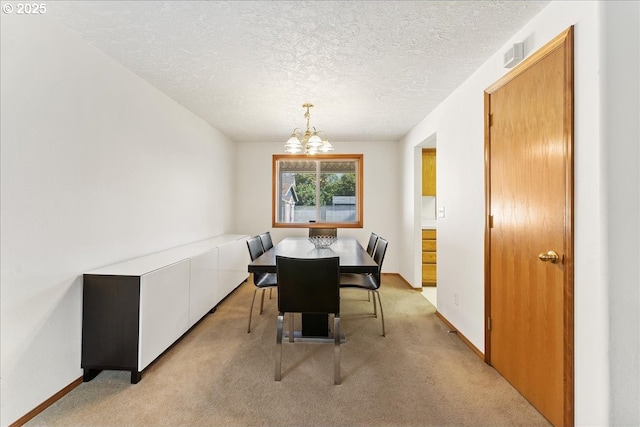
[485,28,573,427]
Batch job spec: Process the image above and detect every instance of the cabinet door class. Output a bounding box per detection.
[422,149,436,196]
[422,251,437,263]
[422,229,437,239]
[422,240,437,251]
[139,260,190,370]
[189,248,219,326]
[217,238,249,303]
[422,264,437,283]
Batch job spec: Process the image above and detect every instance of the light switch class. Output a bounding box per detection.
[437,206,445,218]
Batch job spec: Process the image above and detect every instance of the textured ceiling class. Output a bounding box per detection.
[48,1,549,143]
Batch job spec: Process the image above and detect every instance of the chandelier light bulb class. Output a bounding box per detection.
[285,134,302,147]
[307,133,323,147]
[320,141,334,152]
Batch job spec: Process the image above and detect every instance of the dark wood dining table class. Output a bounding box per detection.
[248,236,377,274]
[247,236,378,339]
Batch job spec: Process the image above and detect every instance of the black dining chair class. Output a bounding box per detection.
[275,255,341,385]
[309,228,337,237]
[363,232,379,302]
[366,232,379,256]
[246,235,277,333]
[340,237,388,336]
[259,231,274,252]
[258,231,276,299]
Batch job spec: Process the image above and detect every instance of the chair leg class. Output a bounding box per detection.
[275,312,284,381]
[259,289,266,314]
[372,290,378,318]
[247,288,258,333]
[269,288,273,299]
[334,314,341,385]
[375,290,386,337]
[289,313,295,343]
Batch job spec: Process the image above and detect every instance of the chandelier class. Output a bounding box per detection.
[284,103,334,154]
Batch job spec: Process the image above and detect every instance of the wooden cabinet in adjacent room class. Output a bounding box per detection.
[422,149,436,196]
[422,229,437,285]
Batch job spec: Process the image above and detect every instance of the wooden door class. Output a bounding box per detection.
[485,28,574,427]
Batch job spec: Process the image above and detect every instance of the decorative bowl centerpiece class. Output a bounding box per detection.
[309,235,337,249]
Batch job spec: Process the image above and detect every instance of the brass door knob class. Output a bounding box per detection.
[538,250,560,264]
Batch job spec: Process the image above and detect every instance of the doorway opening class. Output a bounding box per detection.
[417,134,437,307]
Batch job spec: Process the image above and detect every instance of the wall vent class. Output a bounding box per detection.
[503,42,524,68]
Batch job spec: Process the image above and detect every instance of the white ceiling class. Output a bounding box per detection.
[49,1,549,143]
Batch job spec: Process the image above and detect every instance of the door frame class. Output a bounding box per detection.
[483,27,574,426]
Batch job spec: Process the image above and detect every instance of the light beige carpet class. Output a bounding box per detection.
[26,275,550,426]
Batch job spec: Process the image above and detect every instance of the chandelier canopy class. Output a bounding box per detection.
[284,103,334,154]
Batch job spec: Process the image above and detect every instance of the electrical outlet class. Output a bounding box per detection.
[454,293,459,306]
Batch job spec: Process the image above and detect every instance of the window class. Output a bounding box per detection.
[272,154,363,228]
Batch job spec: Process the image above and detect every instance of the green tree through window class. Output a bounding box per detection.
[294,173,355,206]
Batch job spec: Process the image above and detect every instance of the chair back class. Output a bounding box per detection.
[366,232,379,256]
[276,256,340,314]
[372,237,388,283]
[247,236,265,261]
[259,232,274,251]
[309,228,337,237]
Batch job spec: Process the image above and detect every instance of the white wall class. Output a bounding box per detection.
[398,1,640,425]
[602,2,640,426]
[235,141,400,273]
[0,15,237,427]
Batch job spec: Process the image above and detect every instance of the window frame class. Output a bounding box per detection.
[272,153,364,229]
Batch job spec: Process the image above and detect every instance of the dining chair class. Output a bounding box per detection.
[258,231,274,251]
[340,237,388,336]
[366,232,379,256]
[309,227,337,237]
[363,232,379,302]
[275,255,341,385]
[258,231,276,299]
[246,235,277,333]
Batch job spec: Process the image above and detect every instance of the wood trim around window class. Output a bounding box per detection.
[272,154,364,229]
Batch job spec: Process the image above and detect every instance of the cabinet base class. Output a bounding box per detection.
[83,368,142,384]
[82,368,101,382]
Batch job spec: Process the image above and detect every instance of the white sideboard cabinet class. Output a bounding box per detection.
[189,248,219,326]
[82,234,249,383]
[217,237,251,304]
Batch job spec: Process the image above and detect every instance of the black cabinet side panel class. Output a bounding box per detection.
[82,275,140,370]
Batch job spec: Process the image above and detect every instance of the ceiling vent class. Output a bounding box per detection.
[503,42,524,68]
